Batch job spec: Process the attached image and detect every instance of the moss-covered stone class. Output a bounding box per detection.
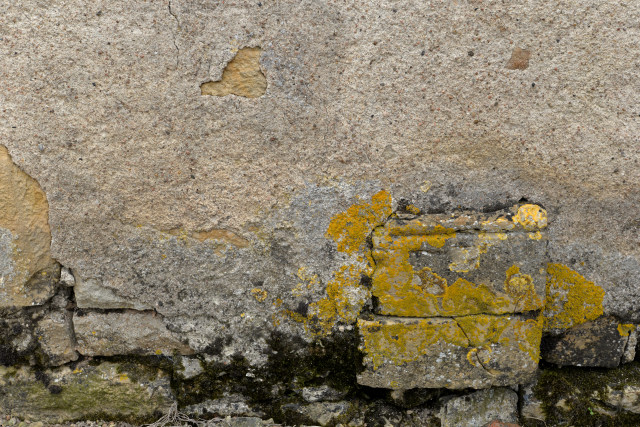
[531,362,640,426]
[172,329,364,425]
[0,361,174,424]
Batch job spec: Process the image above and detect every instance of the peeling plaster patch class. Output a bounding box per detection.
[0,145,57,307]
[506,47,531,70]
[201,47,266,98]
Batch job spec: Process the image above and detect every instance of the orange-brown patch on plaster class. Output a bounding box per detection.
[506,47,531,70]
[201,47,266,98]
[191,229,250,247]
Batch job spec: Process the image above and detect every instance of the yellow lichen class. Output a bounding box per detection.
[405,204,422,215]
[618,323,636,337]
[425,224,456,248]
[251,288,268,302]
[361,313,543,370]
[300,190,392,336]
[512,204,548,231]
[325,190,392,255]
[504,264,543,312]
[358,318,468,369]
[307,263,370,336]
[528,231,543,240]
[372,222,543,317]
[543,263,605,332]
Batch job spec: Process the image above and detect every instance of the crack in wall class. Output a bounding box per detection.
[167,1,180,68]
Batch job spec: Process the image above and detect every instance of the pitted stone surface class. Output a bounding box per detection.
[1,0,640,364]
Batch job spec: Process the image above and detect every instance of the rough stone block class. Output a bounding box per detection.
[438,388,518,427]
[0,146,57,308]
[74,311,194,356]
[371,204,548,317]
[0,361,174,423]
[74,276,152,310]
[35,311,78,366]
[357,315,540,389]
[541,316,635,367]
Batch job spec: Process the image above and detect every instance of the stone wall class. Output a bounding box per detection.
[2,1,640,426]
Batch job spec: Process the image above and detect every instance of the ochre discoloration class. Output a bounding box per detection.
[201,47,266,98]
[506,47,532,70]
[191,229,249,247]
[0,145,57,307]
[543,263,605,332]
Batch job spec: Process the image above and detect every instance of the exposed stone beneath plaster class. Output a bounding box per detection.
[73,311,194,357]
[0,147,57,308]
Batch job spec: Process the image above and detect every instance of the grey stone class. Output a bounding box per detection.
[0,361,174,423]
[74,276,152,311]
[541,316,632,367]
[178,356,204,379]
[185,395,263,418]
[301,385,347,403]
[34,310,78,366]
[599,385,640,414]
[438,388,518,427]
[59,267,75,287]
[281,401,352,426]
[521,374,545,423]
[623,326,638,364]
[357,316,539,389]
[74,311,194,356]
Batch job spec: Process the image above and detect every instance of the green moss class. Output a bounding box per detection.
[531,362,640,427]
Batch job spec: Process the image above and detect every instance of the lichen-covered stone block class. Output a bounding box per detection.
[357,315,540,389]
[0,361,174,423]
[74,311,194,356]
[371,204,548,317]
